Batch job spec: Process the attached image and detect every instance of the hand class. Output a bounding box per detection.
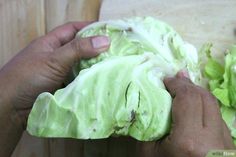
[157,72,235,156]
[0,21,110,127]
[136,71,235,157]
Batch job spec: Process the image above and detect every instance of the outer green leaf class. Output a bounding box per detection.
[205,45,236,146]
[221,106,236,138]
[212,88,230,107]
[204,59,224,80]
[208,80,221,91]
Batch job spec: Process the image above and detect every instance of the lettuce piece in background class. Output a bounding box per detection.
[221,106,236,139]
[27,17,201,141]
[205,46,236,108]
[204,45,236,143]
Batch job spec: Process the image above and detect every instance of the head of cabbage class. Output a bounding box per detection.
[27,17,201,141]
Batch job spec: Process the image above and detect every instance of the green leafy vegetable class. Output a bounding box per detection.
[204,45,236,142]
[27,17,201,141]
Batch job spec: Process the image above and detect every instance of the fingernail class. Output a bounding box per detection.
[177,70,189,78]
[91,36,110,49]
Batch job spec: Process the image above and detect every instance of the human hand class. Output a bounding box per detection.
[0,22,110,127]
[157,71,235,156]
[136,71,235,157]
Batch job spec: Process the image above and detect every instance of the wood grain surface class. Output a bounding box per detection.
[0,0,45,68]
[45,0,100,32]
[0,0,101,156]
[100,0,236,58]
[0,0,100,69]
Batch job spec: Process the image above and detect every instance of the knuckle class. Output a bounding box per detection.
[33,36,56,51]
[177,139,203,157]
[70,39,81,58]
[176,85,191,97]
[29,36,45,46]
[178,139,194,152]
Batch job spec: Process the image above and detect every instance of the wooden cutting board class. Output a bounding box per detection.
[100,0,236,59]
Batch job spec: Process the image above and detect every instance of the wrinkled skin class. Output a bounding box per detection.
[137,72,235,157]
[1,22,110,125]
[0,21,234,157]
[0,21,110,156]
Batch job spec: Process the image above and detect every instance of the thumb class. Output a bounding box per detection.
[52,35,110,68]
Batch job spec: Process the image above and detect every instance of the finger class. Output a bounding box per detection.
[222,120,235,148]
[200,89,222,129]
[176,69,190,79]
[164,70,192,97]
[164,77,203,128]
[164,76,192,97]
[50,35,110,69]
[44,21,93,49]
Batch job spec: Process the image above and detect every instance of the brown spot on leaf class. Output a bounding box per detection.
[114,126,124,131]
[130,110,136,123]
[126,27,133,32]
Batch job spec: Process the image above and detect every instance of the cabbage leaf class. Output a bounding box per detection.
[204,45,236,142]
[27,17,201,141]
